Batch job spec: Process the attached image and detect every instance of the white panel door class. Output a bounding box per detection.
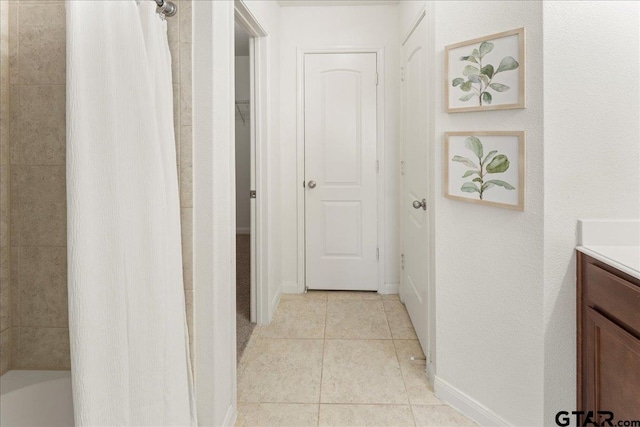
[402,18,430,354]
[304,53,378,291]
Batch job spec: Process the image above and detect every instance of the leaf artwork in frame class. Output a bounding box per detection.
[445,132,525,211]
[451,136,515,200]
[445,28,525,112]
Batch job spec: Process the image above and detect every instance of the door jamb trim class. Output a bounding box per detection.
[296,46,386,293]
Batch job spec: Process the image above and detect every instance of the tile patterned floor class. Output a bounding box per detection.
[236,291,477,427]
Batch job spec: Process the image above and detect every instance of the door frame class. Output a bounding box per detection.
[234,0,270,325]
[399,6,437,381]
[192,0,271,424]
[295,47,386,294]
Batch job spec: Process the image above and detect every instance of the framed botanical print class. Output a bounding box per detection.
[445,131,525,210]
[445,28,525,113]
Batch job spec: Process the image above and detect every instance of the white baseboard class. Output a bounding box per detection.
[426,362,435,388]
[222,404,237,427]
[434,376,510,426]
[236,227,250,235]
[281,281,300,294]
[378,282,399,295]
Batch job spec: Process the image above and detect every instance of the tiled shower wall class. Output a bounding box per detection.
[1,0,11,376]
[3,0,193,371]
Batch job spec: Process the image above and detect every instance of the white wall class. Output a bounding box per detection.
[542,2,640,424]
[279,4,401,292]
[243,0,283,320]
[235,56,251,233]
[433,2,544,425]
[399,0,426,42]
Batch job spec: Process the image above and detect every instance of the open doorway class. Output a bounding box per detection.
[234,21,255,360]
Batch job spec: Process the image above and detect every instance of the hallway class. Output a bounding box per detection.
[236,292,475,426]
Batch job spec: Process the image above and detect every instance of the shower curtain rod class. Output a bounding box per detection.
[154,0,177,17]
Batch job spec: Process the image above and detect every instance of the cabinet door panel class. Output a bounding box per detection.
[583,307,640,418]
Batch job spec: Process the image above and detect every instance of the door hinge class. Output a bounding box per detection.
[400,67,405,82]
[376,248,379,261]
[400,160,405,176]
[401,253,405,269]
[376,73,379,86]
[250,190,256,199]
[376,160,379,173]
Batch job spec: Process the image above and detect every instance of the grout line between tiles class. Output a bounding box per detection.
[317,294,329,427]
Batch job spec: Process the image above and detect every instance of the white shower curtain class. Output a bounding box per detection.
[66,1,196,425]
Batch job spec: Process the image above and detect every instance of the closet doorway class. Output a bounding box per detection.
[234,21,255,360]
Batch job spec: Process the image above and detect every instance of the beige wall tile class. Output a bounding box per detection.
[319,404,414,427]
[180,125,192,168]
[167,2,180,44]
[19,246,67,328]
[172,83,180,150]
[0,165,8,247]
[179,0,192,44]
[8,3,17,84]
[321,339,407,405]
[179,42,191,126]
[15,326,70,369]
[237,403,319,427]
[0,247,9,331]
[9,83,19,164]
[181,207,192,290]
[18,85,65,165]
[16,165,66,246]
[169,40,180,84]
[11,323,19,367]
[179,125,192,207]
[18,3,65,85]
[10,246,19,327]
[184,289,193,357]
[9,167,19,246]
[0,83,8,166]
[0,328,10,375]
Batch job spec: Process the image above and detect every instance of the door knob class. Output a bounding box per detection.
[307,180,317,189]
[412,199,426,210]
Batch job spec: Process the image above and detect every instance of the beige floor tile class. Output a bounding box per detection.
[393,339,439,405]
[238,338,324,403]
[327,291,381,300]
[236,403,319,427]
[281,291,328,300]
[401,363,441,406]
[386,309,418,339]
[319,404,415,427]
[381,294,400,301]
[325,300,391,339]
[238,326,262,378]
[321,340,407,404]
[383,299,407,312]
[412,405,477,427]
[261,299,326,339]
[394,340,425,365]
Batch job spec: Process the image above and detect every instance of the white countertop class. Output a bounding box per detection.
[577,219,640,280]
[576,245,640,280]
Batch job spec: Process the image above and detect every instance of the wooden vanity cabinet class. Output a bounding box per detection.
[577,251,640,419]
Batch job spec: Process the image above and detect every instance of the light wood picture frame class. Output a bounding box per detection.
[445,28,525,113]
[445,131,525,211]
